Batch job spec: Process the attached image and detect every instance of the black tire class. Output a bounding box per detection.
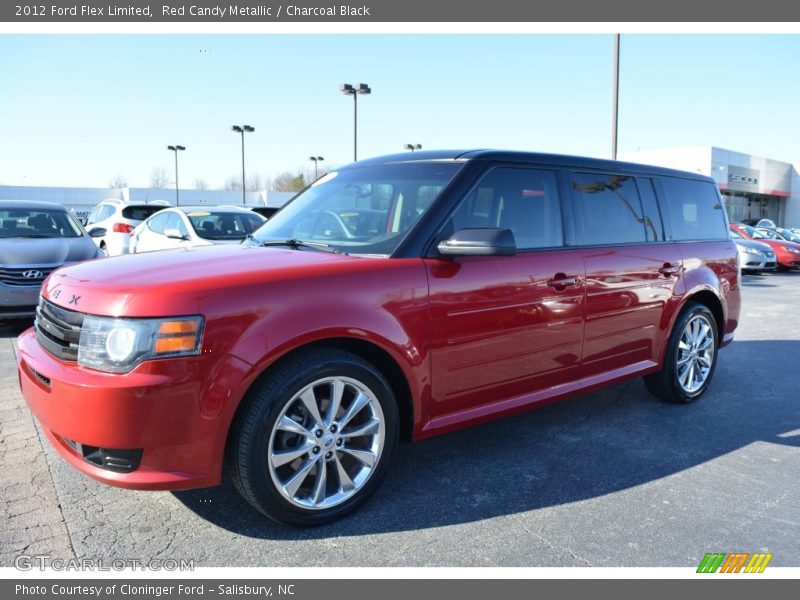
[227,347,399,526]
[644,302,719,404]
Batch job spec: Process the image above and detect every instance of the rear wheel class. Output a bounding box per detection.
[644,303,718,404]
[227,348,399,526]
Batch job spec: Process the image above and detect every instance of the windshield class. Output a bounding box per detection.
[739,224,764,239]
[186,211,266,240]
[250,162,464,255]
[757,228,780,240]
[778,228,800,243]
[0,208,83,238]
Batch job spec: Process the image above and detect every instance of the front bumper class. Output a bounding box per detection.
[0,283,40,317]
[17,328,252,490]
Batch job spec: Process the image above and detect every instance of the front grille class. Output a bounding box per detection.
[34,298,84,361]
[0,266,56,287]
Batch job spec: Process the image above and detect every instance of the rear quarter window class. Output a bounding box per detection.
[660,179,728,241]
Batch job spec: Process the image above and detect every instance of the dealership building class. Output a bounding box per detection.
[619,146,800,228]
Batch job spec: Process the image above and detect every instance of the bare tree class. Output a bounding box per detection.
[108,175,128,189]
[224,173,264,192]
[272,171,307,192]
[193,178,208,190]
[150,166,170,188]
[223,176,242,191]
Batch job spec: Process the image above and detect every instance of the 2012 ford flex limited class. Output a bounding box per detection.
[18,150,740,526]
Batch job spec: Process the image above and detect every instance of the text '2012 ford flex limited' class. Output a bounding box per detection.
[18,150,740,526]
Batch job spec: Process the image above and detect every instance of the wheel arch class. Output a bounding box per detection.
[683,289,725,340]
[227,337,416,455]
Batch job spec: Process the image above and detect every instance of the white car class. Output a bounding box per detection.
[85,199,169,256]
[129,206,266,253]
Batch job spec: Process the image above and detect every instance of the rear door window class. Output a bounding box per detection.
[570,173,647,245]
[659,178,729,241]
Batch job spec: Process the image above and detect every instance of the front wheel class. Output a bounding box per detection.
[227,348,399,526]
[644,303,719,404]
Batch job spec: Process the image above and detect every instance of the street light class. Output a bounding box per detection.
[340,83,371,162]
[611,34,620,160]
[309,156,324,181]
[232,125,255,205]
[404,144,422,152]
[166,145,186,206]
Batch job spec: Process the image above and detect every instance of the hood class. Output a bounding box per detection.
[0,236,99,266]
[42,243,364,317]
[734,239,773,252]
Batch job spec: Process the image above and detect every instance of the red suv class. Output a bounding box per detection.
[18,151,740,525]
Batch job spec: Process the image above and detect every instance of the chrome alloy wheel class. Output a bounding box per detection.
[676,314,715,394]
[267,376,386,510]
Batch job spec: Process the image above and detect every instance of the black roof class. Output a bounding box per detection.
[348,149,714,183]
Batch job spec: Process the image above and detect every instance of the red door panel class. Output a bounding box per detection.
[581,244,684,376]
[425,249,586,419]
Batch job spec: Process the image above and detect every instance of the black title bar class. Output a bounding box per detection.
[3,0,800,22]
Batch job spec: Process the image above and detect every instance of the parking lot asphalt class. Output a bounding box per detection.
[1,271,799,568]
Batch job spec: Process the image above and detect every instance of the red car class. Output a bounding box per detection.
[18,151,740,525]
[730,223,800,270]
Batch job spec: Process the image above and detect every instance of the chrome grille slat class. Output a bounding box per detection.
[0,266,56,286]
[34,298,85,361]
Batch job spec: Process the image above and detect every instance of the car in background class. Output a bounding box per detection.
[218,204,281,220]
[0,201,100,318]
[129,206,266,253]
[756,227,800,245]
[740,218,777,229]
[729,228,776,272]
[731,223,800,270]
[85,199,170,256]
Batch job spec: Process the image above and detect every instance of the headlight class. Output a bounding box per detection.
[742,246,760,255]
[78,315,204,373]
[787,246,800,254]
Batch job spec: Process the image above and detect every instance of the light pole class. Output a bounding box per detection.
[166,145,185,206]
[309,156,324,181]
[404,144,422,152]
[232,125,255,204]
[340,83,371,162]
[611,34,620,160]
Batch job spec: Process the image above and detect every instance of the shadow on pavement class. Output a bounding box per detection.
[174,339,800,540]
[0,319,32,339]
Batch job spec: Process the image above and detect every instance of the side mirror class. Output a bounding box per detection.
[165,228,188,240]
[437,228,517,257]
[88,228,106,238]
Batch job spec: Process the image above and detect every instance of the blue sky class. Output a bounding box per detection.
[1,34,798,188]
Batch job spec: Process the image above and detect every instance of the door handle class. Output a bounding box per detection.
[547,274,581,289]
[658,263,681,277]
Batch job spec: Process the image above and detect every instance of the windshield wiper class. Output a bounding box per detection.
[251,237,345,255]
